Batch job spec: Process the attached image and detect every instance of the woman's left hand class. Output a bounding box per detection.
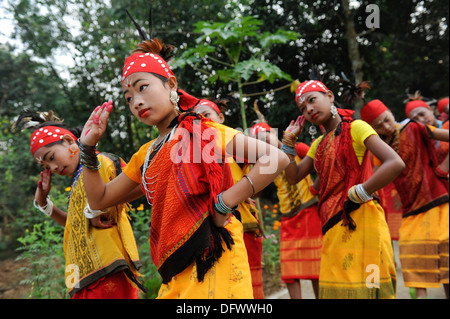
[90,215,116,229]
[285,115,306,138]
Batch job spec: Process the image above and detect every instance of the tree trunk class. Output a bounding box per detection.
[341,0,364,112]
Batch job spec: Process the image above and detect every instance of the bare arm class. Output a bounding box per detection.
[432,127,449,142]
[78,102,142,210]
[432,128,449,172]
[34,169,67,226]
[213,133,289,227]
[284,154,315,185]
[82,171,142,210]
[281,115,315,184]
[362,134,405,195]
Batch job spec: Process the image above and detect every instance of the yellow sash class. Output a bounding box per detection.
[64,154,141,296]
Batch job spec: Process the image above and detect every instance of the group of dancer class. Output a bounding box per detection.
[18,12,449,299]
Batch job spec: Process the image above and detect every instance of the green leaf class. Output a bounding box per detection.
[258,30,300,49]
[235,59,292,83]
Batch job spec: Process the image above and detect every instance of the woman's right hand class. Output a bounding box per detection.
[35,169,51,207]
[80,101,114,147]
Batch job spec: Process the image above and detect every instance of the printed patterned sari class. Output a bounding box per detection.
[312,109,396,299]
[65,153,142,298]
[274,164,322,282]
[391,121,449,288]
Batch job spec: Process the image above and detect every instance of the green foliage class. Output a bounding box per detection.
[260,202,282,286]
[128,205,163,299]
[14,203,163,299]
[16,221,67,299]
[182,15,300,129]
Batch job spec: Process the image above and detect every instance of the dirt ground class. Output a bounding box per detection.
[0,258,31,299]
[262,266,285,298]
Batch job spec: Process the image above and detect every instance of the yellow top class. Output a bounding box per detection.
[308,120,378,165]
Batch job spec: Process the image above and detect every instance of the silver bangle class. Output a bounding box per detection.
[243,175,256,196]
[214,192,238,216]
[356,184,372,202]
[33,196,53,217]
[83,204,107,219]
[281,143,296,156]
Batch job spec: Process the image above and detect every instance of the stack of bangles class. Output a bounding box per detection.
[33,196,53,217]
[347,184,373,204]
[214,192,238,216]
[281,130,297,156]
[78,138,101,170]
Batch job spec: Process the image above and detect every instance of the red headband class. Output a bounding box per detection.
[122,52,200,111]
[295,80,329,104]
[437,98,449,114]
[360,99,389,124]
[250,122,272,137]
[295,142,310,159]
[195,99,222,115]
[122,52,174,84]
[30,126,77,156]
[405,100,430,118]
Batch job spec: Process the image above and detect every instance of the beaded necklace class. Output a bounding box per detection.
[141,125,177,205]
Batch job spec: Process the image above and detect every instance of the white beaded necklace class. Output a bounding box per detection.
[141,125,178,205]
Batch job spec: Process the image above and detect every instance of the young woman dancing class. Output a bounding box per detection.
[77,31,289,297]
[282,80,405,298]
[18,112,142,299]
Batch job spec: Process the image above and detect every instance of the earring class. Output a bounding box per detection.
[330,104,338,119]
[69,144,79,158]
[170,90,180,105]
[308,125,317,139]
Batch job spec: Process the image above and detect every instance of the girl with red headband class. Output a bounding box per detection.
[361,99,449,299]
[194,98,265,299]
[283,80,405,299]
[250,122,322,299]
[78,32,289,298]
[405,94,449,163]
[17,112,143,299]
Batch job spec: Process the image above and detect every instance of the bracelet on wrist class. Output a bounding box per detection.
[78,139,101,170]
[347,184,372,204]
[214,192,238,216]
[243,175,256,196]
[281,143,296,156]
[33,196,53,217]
[84,204,107,219]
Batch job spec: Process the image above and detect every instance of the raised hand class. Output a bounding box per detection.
[285,115,306,138]
[80,101,114,147]
[35,168,51,207]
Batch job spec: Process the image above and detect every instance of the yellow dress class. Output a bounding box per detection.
[308,120,396,299]
[124,120,253,299]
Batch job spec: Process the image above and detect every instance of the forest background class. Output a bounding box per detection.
[0,0,448,298]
